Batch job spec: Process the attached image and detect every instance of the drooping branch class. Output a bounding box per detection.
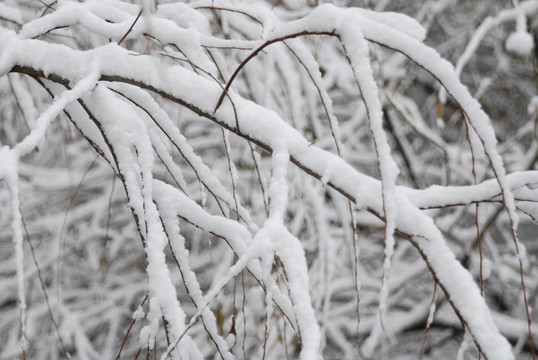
[8,50,515,358]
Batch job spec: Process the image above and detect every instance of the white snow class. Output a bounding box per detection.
[1,1,531,359]
[14,61,100,158]
[505,31,534,56]
[0,3,22,25]
[0,147,27,353]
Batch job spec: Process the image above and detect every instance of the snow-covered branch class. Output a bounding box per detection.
[0,1,536,359]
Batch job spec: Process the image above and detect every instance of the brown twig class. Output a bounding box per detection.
[419,283,437,360]
[463,114,485,296]
[22,214,71,359]
[39,0,57,17]
[115,293,148,360]
[194,5,264,27]
[282,41,342,155]
[10,60,523,356]
[117,9,143,46]
[213,30,337,112]
[221,128,241,221]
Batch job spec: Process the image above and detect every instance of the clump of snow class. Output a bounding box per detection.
[133,305,145,320]
[505,31,534,56]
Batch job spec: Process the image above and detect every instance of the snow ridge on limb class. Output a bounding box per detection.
[438,0,538,104]
[156,191,227,360]
[402,171,538,210]
[337,19,399,355]
[82,85,205,359]
[4,7,517,360]
[265,145,322,360]
[152,180,296,327]
[104,81,257,229]
[259,4,399,353]
[0,148,27,355]
[356,3,520,232]
[356,6,534,354]
[14,61,100,158]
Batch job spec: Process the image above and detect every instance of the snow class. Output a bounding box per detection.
[154,142,323,359]
[152,180,296,328]
[505,31,534,56]
[14,60,100,158]
[156,3,210,35]
[353,7,426,41]
[438,0,538,109]
[2,1,532,358]
[104,81,257,229]
[1,147,26,353]
[353,3,526,305]
[0,3,22,25]
[506,2,535,56]
[83,84,205,359]
[158,199,226,360]
[403,170,538,209]
[396,196,513,360]
[5,30,512,357]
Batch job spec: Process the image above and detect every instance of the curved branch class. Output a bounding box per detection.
[9,54,512,358]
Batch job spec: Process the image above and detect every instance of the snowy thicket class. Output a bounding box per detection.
[0,0,537,359]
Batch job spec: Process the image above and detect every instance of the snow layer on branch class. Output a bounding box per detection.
[262,146,321,359]
[105,81,256,229]
[403,171,538,209]
[3,18,515,358]
[14,61,100,158]
[0,147,26,353]
[19,0,217,74]
[438,0,538,103]
[155,189,223,360]
[0,3,22,25]
[82,85,146,221]
[354,0,522,265]
[271,222,322,360]
[395,194,513,359]
[331,12,400,352]
[353,7,426,41]
[156,3,210,35]
[152,180,296,326]
[84,85,203,359]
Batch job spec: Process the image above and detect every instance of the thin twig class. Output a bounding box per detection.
[419,283,437,360]
[214,30,337,112]
[117,9,143,46]
[115,293,148,360]
[22,215,71,359]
